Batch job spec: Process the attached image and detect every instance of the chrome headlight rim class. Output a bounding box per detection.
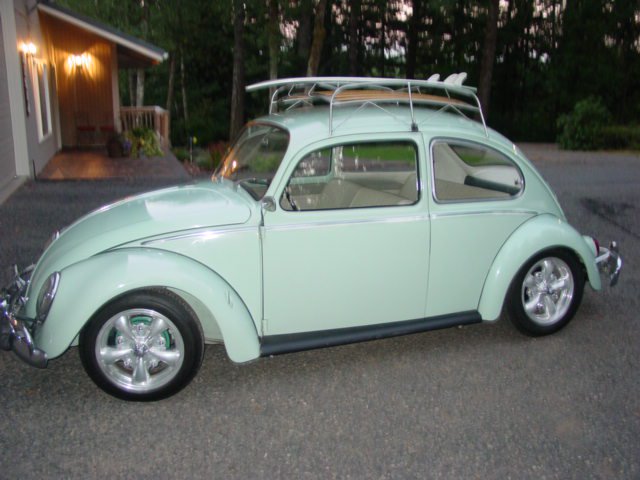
[36,272,60,323]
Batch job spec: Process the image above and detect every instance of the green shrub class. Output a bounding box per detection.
[125,127,163,158]
[557,97,613,150]
[600,125,640,150]
[194,149,213,169]
[172,147,190,162]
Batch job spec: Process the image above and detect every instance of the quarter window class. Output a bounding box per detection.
[432,141,524,202]
[215,124,289,200]
[282,141,419,211]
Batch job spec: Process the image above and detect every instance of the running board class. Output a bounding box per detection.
[260,311,481,357]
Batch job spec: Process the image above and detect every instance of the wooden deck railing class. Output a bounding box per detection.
[120,106,170,148]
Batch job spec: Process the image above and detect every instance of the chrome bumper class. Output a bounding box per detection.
[0,266,48,369]
[595,241,622,287]
[0,309,48,368]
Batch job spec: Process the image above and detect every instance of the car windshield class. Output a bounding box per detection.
[214,124,289,200]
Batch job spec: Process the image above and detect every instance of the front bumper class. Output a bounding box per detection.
[0,266,48,369]
[0,309,48,368]
[595,241,622,287]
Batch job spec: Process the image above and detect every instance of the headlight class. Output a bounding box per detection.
[36,272,60,323]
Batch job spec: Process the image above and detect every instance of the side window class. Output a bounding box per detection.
[281,141,419,211]
[432,140,524,202]
[291,148,331,178]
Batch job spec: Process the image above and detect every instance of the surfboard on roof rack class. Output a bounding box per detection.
[246,75,488,137]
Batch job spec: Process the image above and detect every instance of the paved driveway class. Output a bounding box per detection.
[1,146,639,479]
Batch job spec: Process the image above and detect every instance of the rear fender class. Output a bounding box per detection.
[34,248,260,362]
[478,214,601,321]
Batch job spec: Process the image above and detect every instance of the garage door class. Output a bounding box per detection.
[0,13,17,190]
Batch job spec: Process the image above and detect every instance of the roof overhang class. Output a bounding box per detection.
[38,2,167,67]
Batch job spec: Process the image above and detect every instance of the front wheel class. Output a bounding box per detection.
[79,290,204,401]
[507,250,585,336]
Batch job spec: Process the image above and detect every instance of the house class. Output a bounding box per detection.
[0,0,168,202]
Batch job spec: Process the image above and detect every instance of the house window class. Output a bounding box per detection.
[31,62,52,141]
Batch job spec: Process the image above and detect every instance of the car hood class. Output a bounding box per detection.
[29,181,253,296]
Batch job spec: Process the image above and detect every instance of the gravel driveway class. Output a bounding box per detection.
[1,145,638,479]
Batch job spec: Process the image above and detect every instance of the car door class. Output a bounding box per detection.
[425,137,536,318]
[261,135,430,336]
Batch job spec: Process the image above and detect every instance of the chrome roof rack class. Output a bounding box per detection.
[246,75,488,137]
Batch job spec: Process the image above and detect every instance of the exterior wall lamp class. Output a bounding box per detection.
[68,53,91,69]
[19,42,37,56]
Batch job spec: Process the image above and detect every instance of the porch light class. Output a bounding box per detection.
[68,53,91,69]
[19,42,37,55]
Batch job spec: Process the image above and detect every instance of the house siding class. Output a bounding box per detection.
[40,13,115,148]
[0,12,17,192]
[14,0,58,175]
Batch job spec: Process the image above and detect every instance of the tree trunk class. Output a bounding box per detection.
[128,71,135,107]
[230,0,245,141]
[348,0,360,76]
[165,52,176,113]
[379,2,387,77]
[297,0,313,63]
[306,0,328,77]
[136,69,145,107]
[478,0,499,117]
[136,1,149,108]
[180,50,189,129]
[406,0,421,79]
[268,0,279,98]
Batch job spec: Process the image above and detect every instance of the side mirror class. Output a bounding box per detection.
[261,196,276,212]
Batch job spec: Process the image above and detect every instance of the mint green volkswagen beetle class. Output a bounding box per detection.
[1,77,622,400]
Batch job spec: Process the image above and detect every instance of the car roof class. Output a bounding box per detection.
[252,105,514,153]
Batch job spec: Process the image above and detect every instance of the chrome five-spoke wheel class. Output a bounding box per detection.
[521,257,574,325]
[95,308,185,393]
[508,250,584,336]
[80,290,204,401]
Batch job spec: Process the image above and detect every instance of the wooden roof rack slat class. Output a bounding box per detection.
[246,76,488,137]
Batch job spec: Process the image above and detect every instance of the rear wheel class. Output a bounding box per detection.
[80,290,204,401]
[507,250,585,336]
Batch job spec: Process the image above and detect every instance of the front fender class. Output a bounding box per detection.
[34,248,260,362]
[478,214,601,321]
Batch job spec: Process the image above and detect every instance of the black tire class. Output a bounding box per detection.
[79,289,204,401]
[507,249,585,336]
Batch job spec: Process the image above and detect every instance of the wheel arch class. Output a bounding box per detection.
[478,214,601,321]
[35,248,261,363]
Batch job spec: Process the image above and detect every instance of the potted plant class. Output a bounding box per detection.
[106,133,131,158]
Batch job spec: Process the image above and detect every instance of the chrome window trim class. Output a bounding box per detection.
[429,210,537,220]
[278,138,422,213]
[429,137,526,205]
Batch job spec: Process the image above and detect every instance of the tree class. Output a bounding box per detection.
[307,0,328,76]
[348,0,361,76]
[268,0,280,83]
[478,0,499,115]
[230,0,246,140]
[297,0,314,69]
[55,0,640,144]
[406,0,421,79]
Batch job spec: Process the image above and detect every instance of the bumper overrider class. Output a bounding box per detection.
[0,266,48,369]
[595,241,622,287]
